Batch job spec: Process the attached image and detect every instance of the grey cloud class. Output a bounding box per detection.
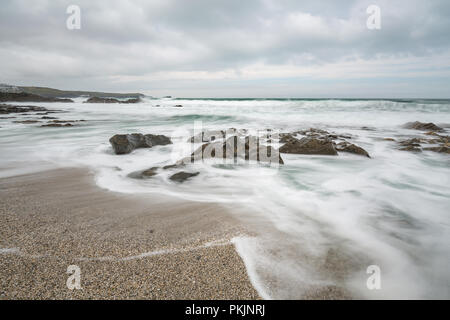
[0,0,449,97]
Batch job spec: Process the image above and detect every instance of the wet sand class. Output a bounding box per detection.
[0,168,259,299]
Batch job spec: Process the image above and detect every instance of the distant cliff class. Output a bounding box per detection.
[19,86,145,99]
[0,91,73,103]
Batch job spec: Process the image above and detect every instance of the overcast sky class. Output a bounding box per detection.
[1,0,450,98]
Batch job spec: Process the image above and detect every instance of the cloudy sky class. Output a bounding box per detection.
[1,0,450,98]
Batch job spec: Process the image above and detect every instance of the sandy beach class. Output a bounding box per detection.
[0,168,259,299]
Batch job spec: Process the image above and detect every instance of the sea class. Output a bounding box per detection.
[1,97,449,299]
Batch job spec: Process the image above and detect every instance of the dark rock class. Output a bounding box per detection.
[0,104,49,114]
[41,123,73,127]
[182,135,284,165]
[279,134,297,144]
[41,116,58,120]
[109,133,152,155]
[128,167,159,179]
[335,142,370,158]
[84,96,140,104]
[383,138,396,141]
[403,121,443,132]
[144,134,172,146]
[13,120,41,124]
[280,137,338,155]
[85,97,121,103]
[163,163,185,170]
[399,145,422,152]
[398,138,424,147]
[121,98,141,104]
[423,146,450,154]
[169,171,199,183]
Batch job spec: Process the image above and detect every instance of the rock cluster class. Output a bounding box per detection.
[183,135,284,165]
[84,97,141,104]
[0,104,48,114]
[278,129,369,157]
[280,137,338,156]
[403,121,443,132]
[398,135,449,154]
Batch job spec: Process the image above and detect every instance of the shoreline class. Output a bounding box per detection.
[0,168,259,299]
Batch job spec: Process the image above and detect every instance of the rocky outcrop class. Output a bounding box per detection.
[122,98,141,104]
[41,123,74,127]
[187,128,248,143]
[0,104,49,114]
[109,133,172,155]
[85,97,141,104]
[109,134,153,154]
[169,171,199,183]
[335,142,370,158]
[423,146,450,154]
[403,121,443,132]
[397,135,449,154]
[13,120,41,124]
[145,134,172,146]
[280,137,337,156]
[183,136,284,165]
[0,92,73,103]
[85,97,120,103]
[128,167,159,179]
[279,133,298,144]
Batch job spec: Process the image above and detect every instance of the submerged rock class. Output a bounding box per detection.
[162,163,185,170]
[184,135,284,165]
[109,133,152,154]
[41,123,73,127]
[13,120,41,124]
[403,121,443,132]
[85,96,140,104]
[423,146,450,154]
[0,104,49,114]
[109,133,172,155]
[280,137,337,156]
[128,167,159,179]
[335,142,370,158]
[399,145,422,152]
[169,171,199,183]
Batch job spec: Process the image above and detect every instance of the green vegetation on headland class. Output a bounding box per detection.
[0,92,73,103]
[0,83,145,103]
[19,86,144,99]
